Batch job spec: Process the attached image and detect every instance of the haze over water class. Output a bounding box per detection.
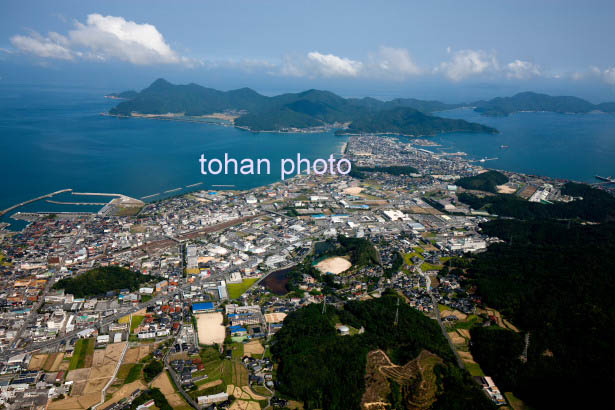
[2,85,615,229]
[434,108,615,182]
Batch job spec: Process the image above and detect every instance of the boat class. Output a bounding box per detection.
[595,175,615,183]
[500,145,509,149]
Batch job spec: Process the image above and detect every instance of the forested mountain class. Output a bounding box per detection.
[105,90,138,99]
[109,79,495,136]
[340,106,497,136]
[472,91,615,116]
[466,219,615,409]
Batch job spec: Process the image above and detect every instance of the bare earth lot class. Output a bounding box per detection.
[315,256,352,274]
[196,312,225,345]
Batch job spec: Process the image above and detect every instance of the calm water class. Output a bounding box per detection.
[0,85,346,230]
[432,108,615,182]
[2,86,615,230]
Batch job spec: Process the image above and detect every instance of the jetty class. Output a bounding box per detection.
[46,200,107,206]
[164,187,182,194]
[72,192,123,197]
[0,189,72,217]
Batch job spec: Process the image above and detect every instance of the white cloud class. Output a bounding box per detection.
[506,60,541,79]
[10,32,73,60]
[436,49,499,81]
[572,66,615,85]
[281,51,362,78]
[306,51,363,77]
[602,67,615,85]
[10,13,194,66]
[369,46,421,78]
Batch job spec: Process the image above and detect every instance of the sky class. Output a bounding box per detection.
[1,0,615,101]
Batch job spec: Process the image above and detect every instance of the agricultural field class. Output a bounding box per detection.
[69,338,95,370]
[227,278,259,299]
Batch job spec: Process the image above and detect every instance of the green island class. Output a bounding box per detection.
[473,91,615,116]
[109,79,496,136]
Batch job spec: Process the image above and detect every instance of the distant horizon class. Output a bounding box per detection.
[2,1,615,102]
[3,77,615,105]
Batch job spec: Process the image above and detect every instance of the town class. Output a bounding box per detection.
[0,134,581,410]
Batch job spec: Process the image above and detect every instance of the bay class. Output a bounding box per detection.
[431,108,615,182]
[0,85,346,230]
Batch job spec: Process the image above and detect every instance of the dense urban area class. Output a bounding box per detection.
[1,134,613,410]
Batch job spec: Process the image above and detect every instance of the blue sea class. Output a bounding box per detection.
[433,108,615,182]
[0,85,346,230]
[1,85,615,230]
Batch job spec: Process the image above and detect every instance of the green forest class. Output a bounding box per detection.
[272,294,494,409]
[349,165,419,180]
[458,182,615,222]
[52,266,157,298]
[455,170,508,193]
[466,218,615,408]
[110,79,496,136]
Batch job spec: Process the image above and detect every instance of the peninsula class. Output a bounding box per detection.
[108,79,497,136]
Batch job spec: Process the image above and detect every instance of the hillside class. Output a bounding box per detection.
[455,170,509,193]
[466,219,615,409]
[340,106,498,136]
[52,266,156,298]
[109,79,495,136]
[458,182,615,222]
[271,294,494,409]
[472,91,615,116]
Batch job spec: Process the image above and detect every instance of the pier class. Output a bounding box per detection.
[0,189,72,217]
[46,200,107,206]
[72,192,123,197]
[186,182,203,188]
[164,187,182,194]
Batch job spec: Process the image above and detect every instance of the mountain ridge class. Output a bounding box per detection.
[109,79,497,136]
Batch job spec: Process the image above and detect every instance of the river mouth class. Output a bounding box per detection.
[262,267,293,295]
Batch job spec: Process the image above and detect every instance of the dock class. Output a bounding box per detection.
[164,188,182,194]
[0,189,72,217]
[46,200,107,206]
[72,192,123,197]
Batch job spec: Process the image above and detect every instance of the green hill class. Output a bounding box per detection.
[272,294,494,409]
[109,79,496,136]
[472,91,615,116]
[52,266,156,298]
[455,170,509,193]
[340,106,497,136]
[467,219,615,409]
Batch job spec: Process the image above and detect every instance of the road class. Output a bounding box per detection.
[164,324,200,409]
[0,289,179,361]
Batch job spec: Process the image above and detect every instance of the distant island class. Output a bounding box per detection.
[472,91,615,116]
[108,79,496,136]
[104,90,138,100]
